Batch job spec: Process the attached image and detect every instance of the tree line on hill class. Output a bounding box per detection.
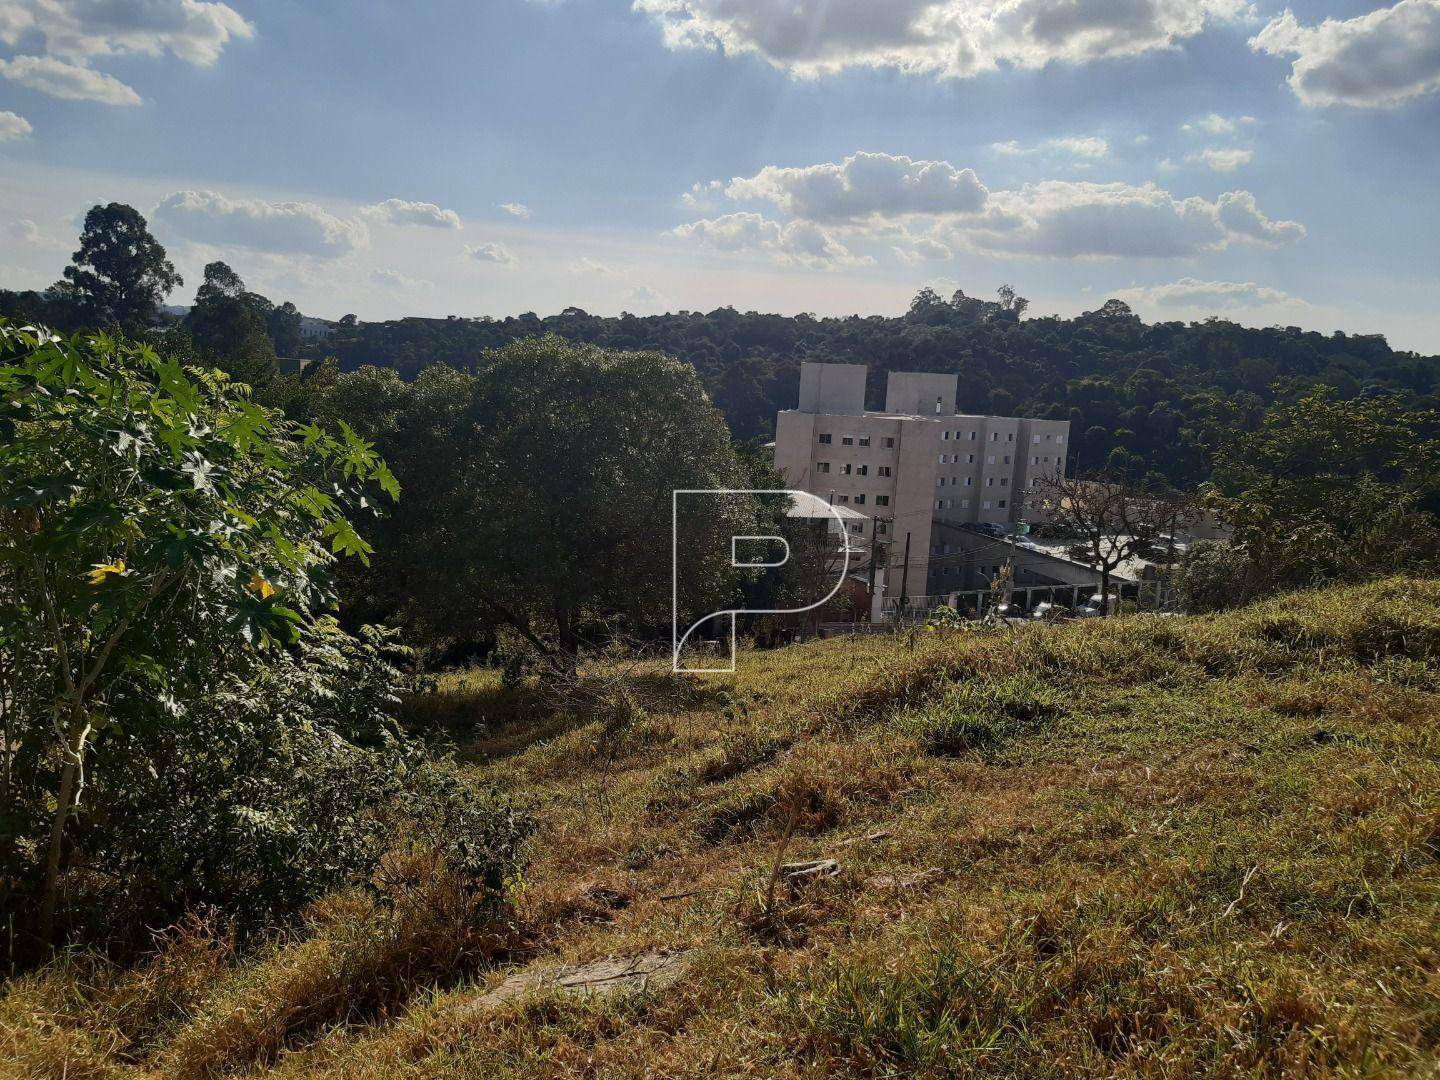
[8,203,1440,494]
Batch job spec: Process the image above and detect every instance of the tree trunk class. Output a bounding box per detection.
[1100,568,1112,616]
[38,713,87,946]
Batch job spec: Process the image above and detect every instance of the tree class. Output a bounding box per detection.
[1029,474,1196,612]
[185,261,277,384]
[56,203,181,332]
[325,337,751,667]
[0,322,397,944]
[1208,389,1440,588]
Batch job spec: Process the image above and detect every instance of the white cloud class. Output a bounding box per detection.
[153,190,368,257]
[370,268,431,290]
[360,198,462,229]
[685,153,1304,262]
[0,109,32,139]
[0,0,254,66]
[0,54,140,104]
[724,151,989,222]
[6,217,40,241]
[990,135,1110,162]
[466,241,516,265]
[1189,146,1253,172]
[1251,0,1440,108]
[1182,112,1256,135]
[671,211,867,268]
[1114,277,1305,310]
[499,202,532,219]
[635,0,1251,79]
[892,236,953,263]
[626,284,664,304]
[569,256,612,275]
[949,181,1303,258]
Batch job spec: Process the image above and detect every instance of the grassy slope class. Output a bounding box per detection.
[4,579,1439,1078]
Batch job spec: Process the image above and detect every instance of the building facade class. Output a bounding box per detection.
[773,362,1071,601]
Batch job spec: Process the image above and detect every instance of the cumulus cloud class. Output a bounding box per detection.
[671,211,867,268]
[465,242,516,265]
[1251,0,1440,107]
[0,109,32,139]
[153,191,368,258]
[0,54,140,104]
[992,135,1110,161]
[370,268,431,290]
[1114,277,1305,310]
[499,202,532,219]
[962,181,1303,258]
[0,0,254,65]
[1189,146,1253,172]
[685,153,1304,262]
[626,284,664,304]
[361,198,462,229]
[1182,112,1256,135]
[635,0,1250,79]
[724,151,989,222]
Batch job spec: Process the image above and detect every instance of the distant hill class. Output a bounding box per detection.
[299,298,1440,486]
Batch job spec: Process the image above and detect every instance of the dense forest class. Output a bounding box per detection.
[8,208,1439,488]
[297,291,1440,486]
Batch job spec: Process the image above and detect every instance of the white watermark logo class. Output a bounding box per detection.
[672,488,853,673]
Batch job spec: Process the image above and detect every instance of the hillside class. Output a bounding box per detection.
[302,299,1440,486]
[4,579,1439,1077]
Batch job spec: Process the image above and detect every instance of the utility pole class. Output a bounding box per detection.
[866,515,890,597]
[898,530,912,620]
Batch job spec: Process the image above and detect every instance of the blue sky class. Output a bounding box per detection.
[2,0,1439,351]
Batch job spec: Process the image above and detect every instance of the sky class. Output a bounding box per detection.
[2,0,1439,352]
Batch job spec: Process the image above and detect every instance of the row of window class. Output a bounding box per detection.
[817,433,896,448]
[832,493,890,507]
[939,475,1008,488]
[815,462,892,477]
[934,498,1007,511]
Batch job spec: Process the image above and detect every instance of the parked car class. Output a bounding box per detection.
[1029,602,1073,622]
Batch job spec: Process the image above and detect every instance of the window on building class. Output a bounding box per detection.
[1031,456,1039,466]
[982,500,992,510]
[851,523,863,534]
[986,477,994,487]
[858,436,871,447]
[854,494,866,505]
[1033,434,1041,444]
[986,455,996,465]
[969,431,978,440]
[991,432,999,442]
[960,498,970,509]
[817,462,831,473]
[943,430,950,440]
[998,499,1008,509]
[1056,435,1065,444]
[878,521,889,534]
[884,437,895,448]
[1004,455,1011,464]
[878,466,891,477]
[836,494,849,503]
[819,433,832,444]
[1007,433,1014,442]
[876,495,890,506]
[938,477,946,487]
[1000,478,1008,487]
[841,464,853,475]
[967,454,975,464]
[935,500,944,510]
[965,477,972,487]
[857,464,868,476]
[841,436,854,446]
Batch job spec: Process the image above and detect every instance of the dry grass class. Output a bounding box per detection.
[4,578,1439,1077]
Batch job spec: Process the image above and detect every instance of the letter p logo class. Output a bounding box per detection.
[672,489,855,673]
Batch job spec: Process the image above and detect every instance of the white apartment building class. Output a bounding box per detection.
[773,362,1070,599]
